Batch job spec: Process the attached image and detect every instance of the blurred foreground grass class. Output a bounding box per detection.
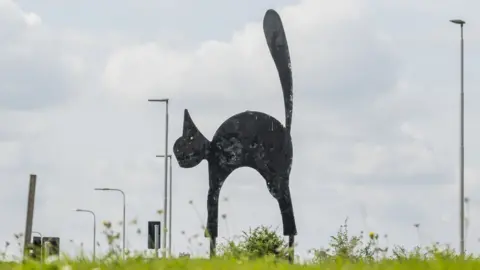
[1,257,480,270]
[1,213,477,269]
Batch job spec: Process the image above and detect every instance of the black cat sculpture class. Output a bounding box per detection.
[173,9,296,260]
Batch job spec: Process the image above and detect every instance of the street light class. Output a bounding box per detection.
[32,231,43,264]
[450,18,466,256]
[157,154,173,256]
[94,188,126,259]
[413,223,420,244]
[73,209,96,261]
[148,98,169,258]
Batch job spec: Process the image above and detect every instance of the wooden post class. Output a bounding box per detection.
[23,174,37,259]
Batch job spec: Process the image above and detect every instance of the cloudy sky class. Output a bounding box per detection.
[1,0,480,260]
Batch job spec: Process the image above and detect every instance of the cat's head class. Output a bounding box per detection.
[173,109,210,168]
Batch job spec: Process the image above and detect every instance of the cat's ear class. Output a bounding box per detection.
[183,109,195,136]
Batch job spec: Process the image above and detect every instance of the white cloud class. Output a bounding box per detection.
[102,0,395,107]
[23,12,41,26]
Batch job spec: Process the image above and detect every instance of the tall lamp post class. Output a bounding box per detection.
[157,154,173,256]
[450,18,466,256]
[413,223,420,244]
[94,188,126,259]
[148,98,169,258]
[73,209,96,261]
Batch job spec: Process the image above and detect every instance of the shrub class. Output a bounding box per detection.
[309,218,382,264]
[217,225,290,261]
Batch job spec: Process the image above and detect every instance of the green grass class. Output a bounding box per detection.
[1,207,475,269]
[1,257,480,270]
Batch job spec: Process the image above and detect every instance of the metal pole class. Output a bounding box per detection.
[156,154,173,256]
[154,224,160,258]
[464,197,470,251]
[122,191,126,260]
[163,101,169,258]
[94,188,126,259]
[168,156,172,256]
[450,19,466,256]
[460,23,465,256]
[73,209,96,261]
[148,98,169,258]
[93,213,96,262]
[44,241,50,258]
[413,223,421,244]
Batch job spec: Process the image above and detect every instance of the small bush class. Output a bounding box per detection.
[217,225,290,261]
[309,218,381,264]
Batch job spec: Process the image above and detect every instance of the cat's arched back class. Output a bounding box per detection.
[172,9,297,262]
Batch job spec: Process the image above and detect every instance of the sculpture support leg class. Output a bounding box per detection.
[210,237,216,258]
[274,185,296,264]
[288,235,294,264]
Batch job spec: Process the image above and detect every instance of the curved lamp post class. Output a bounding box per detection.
[450,18,466,256]
[73,208,96,261]
[94,188,126,259]
[148,98,170,258]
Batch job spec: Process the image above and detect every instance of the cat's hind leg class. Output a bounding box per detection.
[260,170,297,263]
[276,185,296,264]
[276,185,297,236]
[259,169,297,236]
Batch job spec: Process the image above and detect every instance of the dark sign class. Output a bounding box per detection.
[173,9,297,262]
[30,236,42,260]
[42,237,60,256]
[147,221,161,249]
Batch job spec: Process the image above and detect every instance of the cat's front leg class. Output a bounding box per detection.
[206,187,220,257]
[206,162,231,258]
[206,187,220,239]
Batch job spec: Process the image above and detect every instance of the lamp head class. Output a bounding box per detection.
[450,19,466,25]
[148,98,169,103]
[94,188,110,191]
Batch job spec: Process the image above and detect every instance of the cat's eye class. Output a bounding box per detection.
[189,136,193,141]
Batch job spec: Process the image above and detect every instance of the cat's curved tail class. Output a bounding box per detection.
[263,9,293,133]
